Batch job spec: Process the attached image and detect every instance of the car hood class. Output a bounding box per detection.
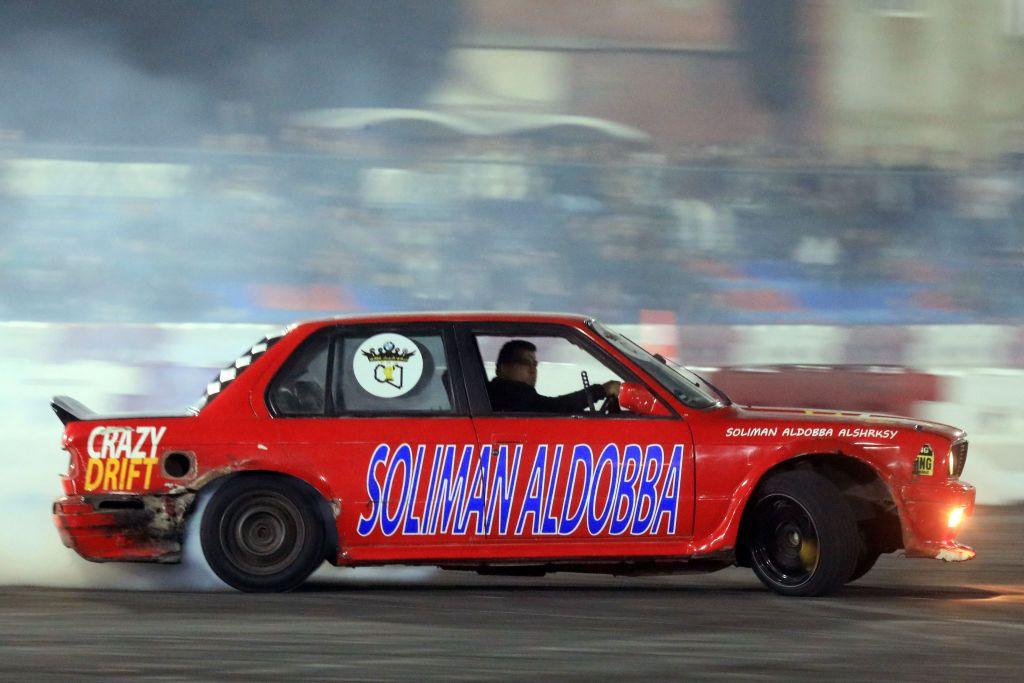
[730,404,965,441]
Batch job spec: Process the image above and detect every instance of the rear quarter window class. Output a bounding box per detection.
[334,333,453,414]
[267,335,330,416]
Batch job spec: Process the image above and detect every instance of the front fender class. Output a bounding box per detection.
[693,438,898,555]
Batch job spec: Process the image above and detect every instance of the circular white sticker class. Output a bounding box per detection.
[353,333,424,398]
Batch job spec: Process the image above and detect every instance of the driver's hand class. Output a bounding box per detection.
[602,381,621,397]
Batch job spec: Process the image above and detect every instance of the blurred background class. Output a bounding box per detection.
[2,0,1024,583]
[3,0,1024,326]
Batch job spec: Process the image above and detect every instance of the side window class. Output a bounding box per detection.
[334,331,454,414]
[475,333,625,415]
[268,335,330,416]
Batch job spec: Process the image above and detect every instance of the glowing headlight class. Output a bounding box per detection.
[947,507,966,528]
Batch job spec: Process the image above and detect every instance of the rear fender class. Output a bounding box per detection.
[186,461,341,561]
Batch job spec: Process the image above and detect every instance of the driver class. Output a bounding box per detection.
[487,339,620,414]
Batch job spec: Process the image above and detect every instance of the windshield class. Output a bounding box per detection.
[591,321,724,409]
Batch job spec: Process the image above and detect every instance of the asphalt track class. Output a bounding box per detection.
[3,506,1023,681]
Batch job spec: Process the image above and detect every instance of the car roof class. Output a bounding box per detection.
[292,311,594,333]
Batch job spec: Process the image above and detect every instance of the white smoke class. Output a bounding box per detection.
[0,474,221,590]
[0,323,438,590]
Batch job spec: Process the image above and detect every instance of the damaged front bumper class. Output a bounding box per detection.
[898,478,977,561]
[53,492,194,563]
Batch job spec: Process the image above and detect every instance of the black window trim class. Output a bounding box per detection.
[454,321,680,420]
[265,322,469,418]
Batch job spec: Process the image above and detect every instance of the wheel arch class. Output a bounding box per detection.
[733,452,902,566]
[191,468,340,563]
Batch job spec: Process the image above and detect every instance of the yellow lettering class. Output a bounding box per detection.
[103,459,120,490]
[118,456,130,489]
[85,459,104,491]
[142,458,158,488]
[125,460,141,489]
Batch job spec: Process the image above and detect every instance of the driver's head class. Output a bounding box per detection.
[495,339,538,387]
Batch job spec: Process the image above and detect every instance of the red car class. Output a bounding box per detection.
[51,312,976,596]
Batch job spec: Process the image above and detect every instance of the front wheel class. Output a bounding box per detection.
[200,475,325,592]
[746,470,859,597]
[847,548,882,584]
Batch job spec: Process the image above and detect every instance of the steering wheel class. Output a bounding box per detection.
[580,371,622,414]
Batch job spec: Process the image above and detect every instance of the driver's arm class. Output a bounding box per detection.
[539,381,619,414]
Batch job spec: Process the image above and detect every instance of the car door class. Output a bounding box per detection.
[264,322,481,563]
[456,321,695,562]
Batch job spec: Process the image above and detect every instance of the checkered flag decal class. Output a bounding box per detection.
[191,330,285,412]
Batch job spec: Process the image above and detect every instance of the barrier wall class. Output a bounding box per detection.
[626,323,1024,369]
[2,322,1021,506]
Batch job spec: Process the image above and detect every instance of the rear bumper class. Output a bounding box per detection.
[53,493,192,563]
[897,479,976,561]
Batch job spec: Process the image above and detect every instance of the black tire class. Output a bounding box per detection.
[847,549,882,584]
[200,475,325,592]
[746,470,859,597]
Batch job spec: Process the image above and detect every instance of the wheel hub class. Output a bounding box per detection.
[219,491,306,576]
[751,495,820,588]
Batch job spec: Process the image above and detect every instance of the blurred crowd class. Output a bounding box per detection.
[2,136,1024,325]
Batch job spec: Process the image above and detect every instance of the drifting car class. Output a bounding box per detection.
[52,312,975,596]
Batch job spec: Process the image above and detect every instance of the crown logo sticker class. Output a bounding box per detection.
[354,334,424,398]
[361,340,416,364]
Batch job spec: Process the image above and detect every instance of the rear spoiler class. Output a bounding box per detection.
[50,395,191,424]
[51,396,96,425]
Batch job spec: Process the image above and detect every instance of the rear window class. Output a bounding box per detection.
[333,332,454,414]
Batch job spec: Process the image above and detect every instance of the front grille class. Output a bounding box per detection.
[951,440,968,478]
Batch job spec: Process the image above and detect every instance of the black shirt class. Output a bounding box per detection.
[487,377,604,414]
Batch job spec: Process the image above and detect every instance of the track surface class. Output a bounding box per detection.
[3,506,1023,681]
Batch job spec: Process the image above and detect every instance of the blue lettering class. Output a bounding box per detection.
[486,444,520,535]
[558,445,592,535]
[420,444,445,532]
[652,445,684,534]
[459,447,489,534]
[427,445,473,534]
[631,445,663,534]
[541,444,563,534]
[357,444,389,536]
[587,444,619,535]
[360,442,683,539]
[380,444,412,537]
[609,444,642,535]
[515,445,547,535]
[402,445,426,535]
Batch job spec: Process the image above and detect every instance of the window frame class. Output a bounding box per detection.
[454,321,679,420]
[265,322,469,418]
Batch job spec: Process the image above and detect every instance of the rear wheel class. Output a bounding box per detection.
[747,470,859,597]
[200,475,325,592]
